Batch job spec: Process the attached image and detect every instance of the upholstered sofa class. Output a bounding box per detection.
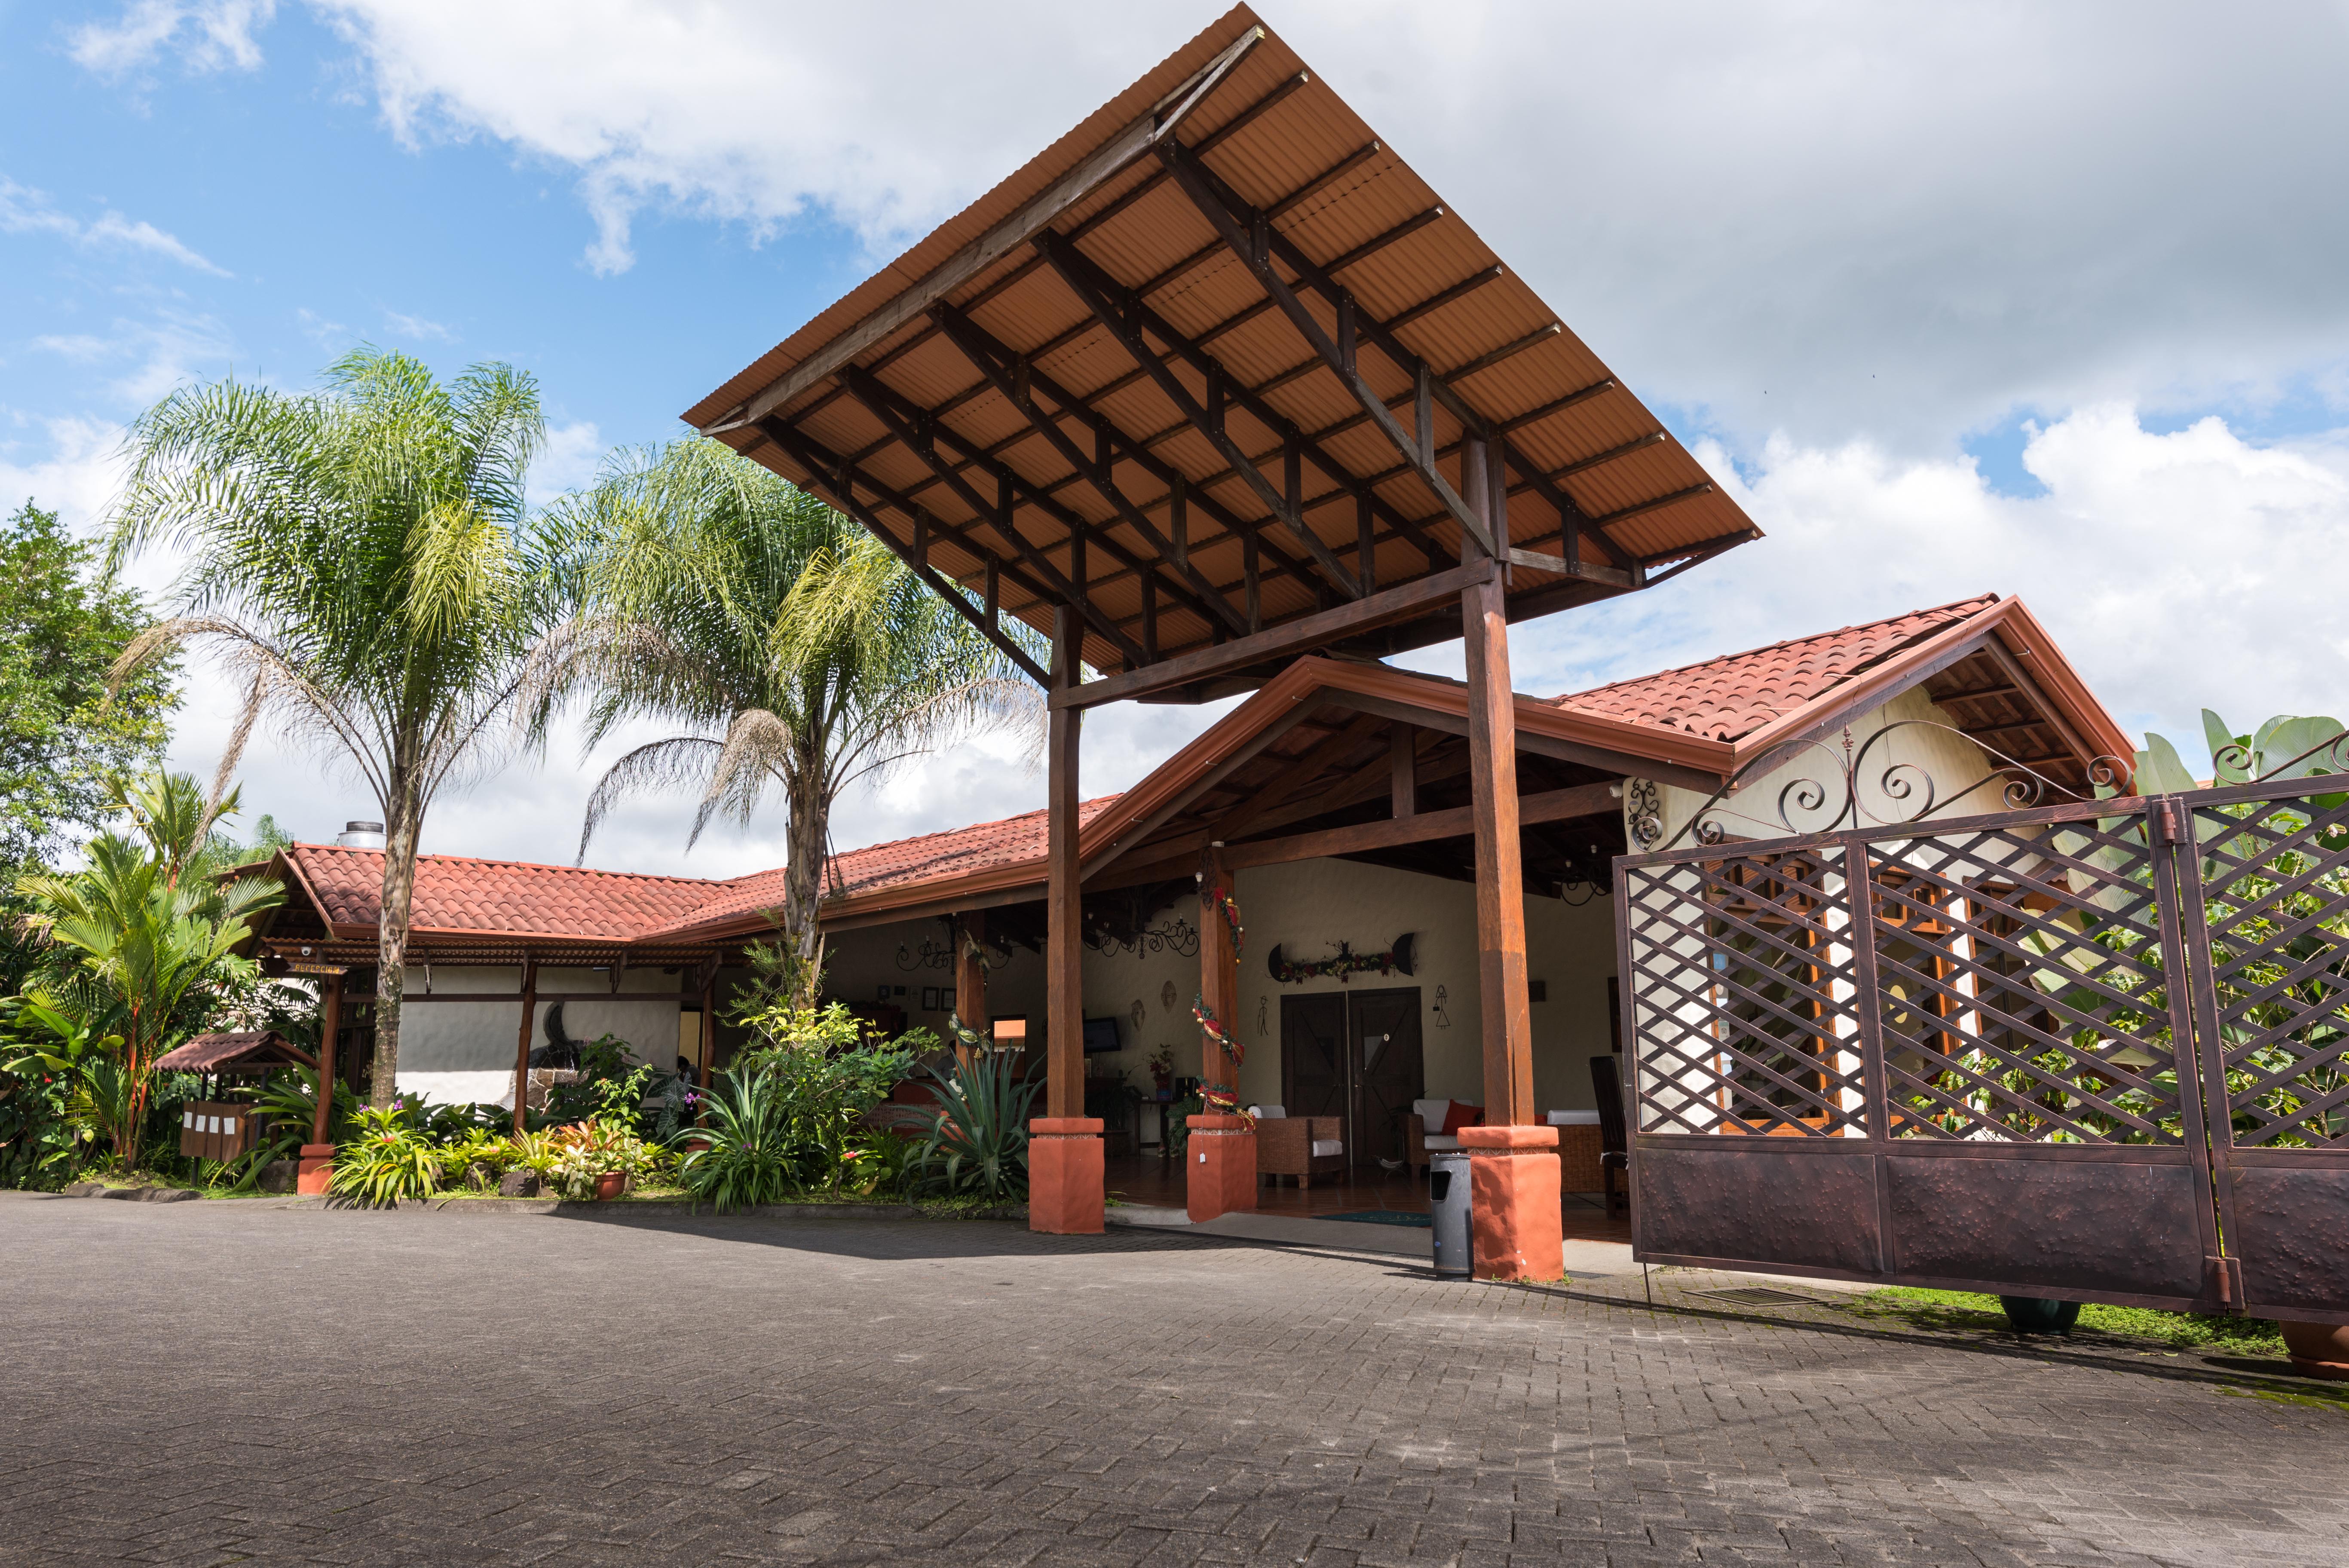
[1405,1097,1479,1178]
[1250,1106,1346,1187]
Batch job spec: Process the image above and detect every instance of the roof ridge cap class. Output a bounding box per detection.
[289,841,719,889]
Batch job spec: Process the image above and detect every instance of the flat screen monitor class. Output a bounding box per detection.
[1082,1016,1121,1054]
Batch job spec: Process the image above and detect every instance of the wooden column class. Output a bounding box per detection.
[310,971,342,1146]
[699,967,718,1092]
[509,956,540,1133]
[1044,608,1084,1120]
[953,910,990,1067]
[1390,725,1418,819]
[1460,434,1534,1126]
[1197,846,1242,1091]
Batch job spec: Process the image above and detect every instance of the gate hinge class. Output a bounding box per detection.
[2204,1253,2242,1308]
[2153,799,2189,845]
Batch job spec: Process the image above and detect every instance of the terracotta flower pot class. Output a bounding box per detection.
[2280,1319,2349,1380]
[593,1171,628,1201]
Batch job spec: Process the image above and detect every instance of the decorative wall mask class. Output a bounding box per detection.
[1159,980,1178,1013]
[1129,998,1145,1034]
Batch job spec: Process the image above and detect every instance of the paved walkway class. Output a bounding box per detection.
[3,1190,2344,1566]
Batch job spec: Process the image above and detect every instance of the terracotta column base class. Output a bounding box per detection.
[296,1143,335,1197]
[1028,1117,1105,1234]
[1185,1114,1258,1222]
[1461,1125,1565,1282]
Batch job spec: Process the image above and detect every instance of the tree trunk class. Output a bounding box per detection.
[371,785,421,1110]
[782,769,830,1011]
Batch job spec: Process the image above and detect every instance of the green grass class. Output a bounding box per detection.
[1845,1286,2286,1354]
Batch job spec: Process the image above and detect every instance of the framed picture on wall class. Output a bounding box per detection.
[876,982,891,1002]
[921,986,941,1012]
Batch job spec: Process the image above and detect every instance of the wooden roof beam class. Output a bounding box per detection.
[1035,230,1366,600]
[752,418,1049,687]
[1038,229,1450,574]
[1154,139,1498,559]
[835,370,1147,667]
[931,304,1252,637]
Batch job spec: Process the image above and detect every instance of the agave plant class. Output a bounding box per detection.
[904,1050,1040,1203]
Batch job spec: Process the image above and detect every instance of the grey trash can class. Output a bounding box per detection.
[1429,1151,1472,1277]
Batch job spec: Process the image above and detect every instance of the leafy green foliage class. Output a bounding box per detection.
[106,348,569,1108]
[328,1104,445,1206]
[549,440,1038,1006]
[220,1066,357,1189]
[903,1050,1041,1202]
[0,501,176,875]
[1848,1287,2286,1353]
[675,1066,800,1211]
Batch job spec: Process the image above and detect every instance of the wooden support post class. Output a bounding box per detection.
[1045,608,1084,1121]
[1198,846,1243,1092]
[953,910,990,1067]
[699,969,718,1093]
[1457,432,1556,1281]
[510,956,540,1134]
[1390,725,1417,819]
[311,972,342,1146]
[1459,435,1533,1126]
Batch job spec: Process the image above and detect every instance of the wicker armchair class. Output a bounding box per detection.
[1255,1114,1346,1188]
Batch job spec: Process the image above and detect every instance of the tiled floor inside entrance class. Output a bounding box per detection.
[1101,1152,1633,1243]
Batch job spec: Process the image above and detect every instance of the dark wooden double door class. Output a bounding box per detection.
[1280,988,1424,1170]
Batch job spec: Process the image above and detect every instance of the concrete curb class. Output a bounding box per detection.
[272,1194,1030,1222]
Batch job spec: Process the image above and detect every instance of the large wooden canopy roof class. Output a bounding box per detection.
[684,6,1761,704]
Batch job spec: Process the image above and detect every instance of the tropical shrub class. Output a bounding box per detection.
[675,1067,798,1211]
[221,1066,357,1189]
[328,1104,445,1206]
[2,993,133,1171]
[903,1049,1041,1202]
[0,1047,81,1190]
[543,1121,663,1200]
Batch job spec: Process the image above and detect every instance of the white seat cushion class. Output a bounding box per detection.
[1410,1097,1449,1124]
[1547,1109,1601,1126]
[1421,1133,1462,1152]
[1249,1104,1287,1118]
[1310,1139,1344,1158]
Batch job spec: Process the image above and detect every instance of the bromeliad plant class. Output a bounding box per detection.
[329,1103,446,1206]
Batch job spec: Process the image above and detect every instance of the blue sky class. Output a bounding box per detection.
[7,1,2349,876]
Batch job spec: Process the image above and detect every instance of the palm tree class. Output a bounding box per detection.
[15,769,283,1164]
[105,347,561,1107]
[553,439,1035,1002]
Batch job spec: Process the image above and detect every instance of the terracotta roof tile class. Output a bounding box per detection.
[286,845,717,942]
[1555,594,1999,744]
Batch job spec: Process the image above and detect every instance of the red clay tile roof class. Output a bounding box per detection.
[1556,594,2000,743]
[285,844,716,941]
[639,798,1121,937]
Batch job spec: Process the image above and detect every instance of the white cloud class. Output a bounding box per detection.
[294,306,349,348]
[0,415,128,532]
[526,419,605,509]
[381,308,454,343]
[1482,405,2349,760]
[273,0,2349,449]
[0,175,229,275]
[32,310,240,406]
[67,0,276,76]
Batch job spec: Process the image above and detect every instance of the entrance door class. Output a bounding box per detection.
[1281,988,1424,1170]
[1350,986,1424,1169]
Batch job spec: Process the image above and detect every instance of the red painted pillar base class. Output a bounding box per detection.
[296,1143,335,1197]
[1185,1114,1258,1222]
[1028,1117,1105,1234]
[1461,1125,1565,1282]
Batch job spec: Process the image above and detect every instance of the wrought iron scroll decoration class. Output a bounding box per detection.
[1084,913,1201,960]
[894,938,954,972]
[1647,720,2140,852]
[2215,728,2349,785]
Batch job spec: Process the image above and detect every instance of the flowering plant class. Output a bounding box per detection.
[543,1120,661,1200]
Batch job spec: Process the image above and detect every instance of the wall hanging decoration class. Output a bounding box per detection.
[1265,932,1415,985]
[1084,910,1200,959]
[1256,994,1268,1033]
[1159,980,1178,1013]
[1128,998,1145,1034]
[894,938,954,972]
[1433,985,1452,1028]
[1192,995,1246,1069]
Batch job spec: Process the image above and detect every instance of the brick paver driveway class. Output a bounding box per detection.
[4,1192,2346,1566]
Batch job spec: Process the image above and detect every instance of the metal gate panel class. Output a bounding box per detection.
[2178,780,2349,1320]
[1621,795,2233,1312]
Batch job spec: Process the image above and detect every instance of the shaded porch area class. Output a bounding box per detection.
[1100,1152,1632,1245]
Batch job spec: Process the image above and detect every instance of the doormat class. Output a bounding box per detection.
[1694,1286,1825,1307]
[1318,1210,1432,1228]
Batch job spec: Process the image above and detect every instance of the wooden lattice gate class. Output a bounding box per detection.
[1617,779,2349,1321]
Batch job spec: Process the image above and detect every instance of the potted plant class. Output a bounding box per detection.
[1146,1044,1174,1097]
[2280,1319,2349,1380]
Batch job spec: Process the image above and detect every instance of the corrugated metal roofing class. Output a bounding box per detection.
[683,5,1759,684]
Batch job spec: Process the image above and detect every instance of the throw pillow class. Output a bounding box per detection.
[1440,1102,1484,1134]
